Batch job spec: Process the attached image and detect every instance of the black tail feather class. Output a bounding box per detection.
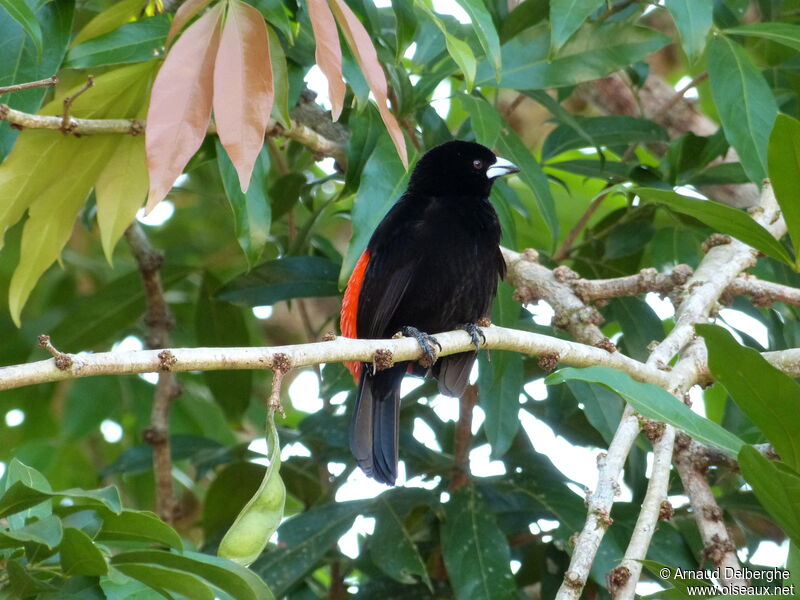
[349,365,405,485]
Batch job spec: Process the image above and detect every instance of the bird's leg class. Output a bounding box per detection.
[398,326,441,368]
[462,323,486,350]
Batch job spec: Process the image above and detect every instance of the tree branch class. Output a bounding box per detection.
[124,223,180,524]
[0,325,672,392]
[0,101,348,165]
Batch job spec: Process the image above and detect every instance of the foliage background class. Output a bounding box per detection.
[1,0,799,598]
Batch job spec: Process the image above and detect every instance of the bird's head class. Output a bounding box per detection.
[407,140,520,198]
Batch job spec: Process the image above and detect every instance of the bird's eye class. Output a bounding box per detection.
[472,159,483,169]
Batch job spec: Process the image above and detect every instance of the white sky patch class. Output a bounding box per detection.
[720,308,769,347]
[525,301,555,326]
[510,559,522,574]
[5,409,24,427]
[668,494,690,509]
[524,378,547,401]
[328,462,347,476]
[748,539,790,567]
[645,292,675,320]
[432,0,470,23]
[304,64,331,111]
[100,420,124,443]
[431,79,452,119]
[338,515,376,558]
[469,443,506,476]
[404,42,418,60]
[252,305,273,319]
[688,385,707,418]
[636,582,665,596]
[673,185,708,200]
[413,417,441,451]
[518,409,633,499]
[674,75,700,100]
[137,200,175,226]
[0,462,5,479]
[289,371,323,413]
[401,377,424,396]
[471,404,485,434]
[317,157,337,175]
[330,391,348,405]
[112,335,144,353]
[429,394,459,422]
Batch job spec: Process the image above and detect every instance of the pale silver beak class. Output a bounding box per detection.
[486,156,520,179]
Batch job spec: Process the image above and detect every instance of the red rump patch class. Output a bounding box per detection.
[341,249,370,380]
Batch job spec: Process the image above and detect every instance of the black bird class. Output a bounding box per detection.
[341,140,519,484]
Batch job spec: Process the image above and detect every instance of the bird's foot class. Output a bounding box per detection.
[462,323,486,350]
[399,326,441,369]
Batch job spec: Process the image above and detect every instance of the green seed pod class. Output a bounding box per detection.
[219,409,286,567]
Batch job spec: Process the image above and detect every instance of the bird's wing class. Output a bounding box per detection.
[358,254,416,339]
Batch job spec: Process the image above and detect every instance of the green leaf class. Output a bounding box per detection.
[195,272,252,419]
[219,256,341,305]
[391,0,417,60]
[0,0,42,59]
[549,0,604,54]
[665,0,713,62]
[370,491,432,587]
[343,104,382,197]
[477,22,670,89]
[707,35,777,185]
[497,131,558,247]
[478,282,522,458]
[6,559,57,597]
[0,481,121,519]
[416,2,476,90]
[542,116,668,161]
[636,188,794,267]
[0,0,73,158]
[48,267,190,351]
[1,458,52,529]
[216,140,272,266]
[697,324,800,472]
[98,510,183,550]
[738,445,800,546]
[96,134,148,264]
[610,297,664,362]
[500,0,548,43]
[454,0,501,75]
[112,564,215,600]
[546,366,746,455]
[565,381,624,444]
[0,514,63,549]
[458,94,502,147]
[339,134,409,288]
[65,15,170,68]
[441,485,516,600]
[251,501,365,596]
[726,22,800,52]
[112,550,274,600]
[267,25,291,127]
[72,0,149,46]
[768,114,800,267]
[60,527,109,576]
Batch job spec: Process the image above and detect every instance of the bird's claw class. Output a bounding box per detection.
[462,323,486,350]
[400,326,440,368]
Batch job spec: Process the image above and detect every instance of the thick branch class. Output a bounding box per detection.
[502,248,613,350]
[0,325,671,392]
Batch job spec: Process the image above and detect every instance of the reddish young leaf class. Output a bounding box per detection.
[307,0,345,120]
[145,3,222,212]
[214,0,273,191]
[166,0,215,47]
[329,0,407,167]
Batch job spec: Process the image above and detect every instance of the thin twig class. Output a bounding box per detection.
[0,75,58,95]
[124,223,180,524]
[552,187,612,263]
[450,384,478,492]
[61,75,94,132]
